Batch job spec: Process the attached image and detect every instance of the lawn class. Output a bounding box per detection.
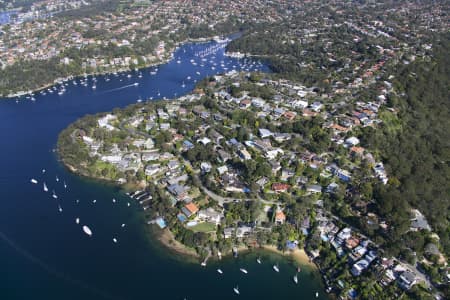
[190,222,216,233]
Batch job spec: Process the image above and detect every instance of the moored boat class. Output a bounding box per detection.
[273,264,280,273]
[83,225,92,236]
[233,286,240,295]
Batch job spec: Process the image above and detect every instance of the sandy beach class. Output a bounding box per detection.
[262,245,316,269]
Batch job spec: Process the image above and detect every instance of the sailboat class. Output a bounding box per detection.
[43,182,48,192]
[273,264,280,273]
[233,286,240,295]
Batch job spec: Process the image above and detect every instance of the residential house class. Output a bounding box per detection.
[182,202,199,218]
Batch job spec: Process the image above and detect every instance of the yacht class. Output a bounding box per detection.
[76,218,80,224]
[217,269,223,274]
[293,274,298,284]
[239,268,248,274]
[30,179,38,184]
[316,292,319,298]
[233,286,240,295]
[83,225,92,236]
[273,264,280,273]
[112,198,116,203]
[121,223,126,228]
[93,199,97,203]
[43,182,48,192]
[113,238,118,243]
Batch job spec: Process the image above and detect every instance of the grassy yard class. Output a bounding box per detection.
[190,222,216,233]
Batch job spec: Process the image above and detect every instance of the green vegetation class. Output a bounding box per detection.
[189,222,216,233]
[363,33,450,257]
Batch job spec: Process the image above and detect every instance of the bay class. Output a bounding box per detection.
[0,39,328,300]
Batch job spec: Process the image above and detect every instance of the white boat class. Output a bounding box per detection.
[239,268,248,274]
[31,179,38,184]
[56,175,59,182]
[134,82,139,86]
[127,202,130,207]
[75,218,80,224]
[43,182,48,192]
[293,274,298,284]
[58,205,63,212]
[121,223,126,228]
[256,257,262,264]
[112,198,116,203]
[63,181,67,189]
[83,225,92,236]
[217,269,223,274]
[42,169,46,173]
[92,199,97,203]
[113,238,117,243]
[201,262,207,267]
[233,286,240,295]
[273,264,280,273]
[52,190,58,199]
[315,292,319,298]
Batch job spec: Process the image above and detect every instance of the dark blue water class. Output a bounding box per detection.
[0,40,327,300]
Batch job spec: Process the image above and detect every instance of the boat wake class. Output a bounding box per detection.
[0,230,122,300]
[97,83,139,95]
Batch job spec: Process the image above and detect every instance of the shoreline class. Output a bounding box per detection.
[153,225,316,270]
[1,35,230,99]
[155,227,199,259]
[261,245,316,269]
